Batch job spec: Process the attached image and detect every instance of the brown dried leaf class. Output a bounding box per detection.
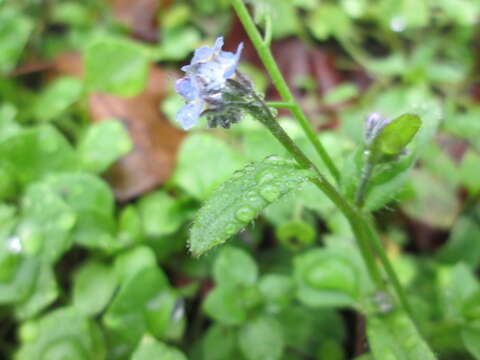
[89,67,183,202]
[54,53,184,201]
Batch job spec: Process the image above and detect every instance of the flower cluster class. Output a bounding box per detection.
[175,37,251,130]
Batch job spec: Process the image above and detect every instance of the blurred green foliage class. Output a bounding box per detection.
[1,0,480,359]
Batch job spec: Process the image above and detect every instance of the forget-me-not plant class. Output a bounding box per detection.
[175,36,253,130]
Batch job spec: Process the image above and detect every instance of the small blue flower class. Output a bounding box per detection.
[175,36,245,130]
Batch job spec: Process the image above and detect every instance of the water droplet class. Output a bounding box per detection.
[235,206,255,222]
[256,169,276,185]
[7,236,22,254]
[260,185,280,202]
[232,170,244,179]
[244,163,255,172]
[224,223,237,236]
[265,155,282,162]
[390,16,406,32]
[244,190,260,203]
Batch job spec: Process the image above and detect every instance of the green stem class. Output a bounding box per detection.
[248,92,416,325]
[362,215,416,320]
[249,95,385,290]
[231,0,340,183]
[355,151,374,207]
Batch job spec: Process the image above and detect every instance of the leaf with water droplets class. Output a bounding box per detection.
[189,157,313,256]
[367,311,436,360]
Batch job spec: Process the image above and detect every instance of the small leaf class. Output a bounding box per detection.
[132,337,187,360]
[189,156,313,256]
[103,266,169,346]
[15,264,58,320]
[0,125,77,186]
[462,321,480,360]
[213,246,258,286]
[16,307,105,360]
[203,283,248,325]
[0,9,33,74]
[33,76,83,122]
[202,325,241,360]
[370,113,421,163]
[367,311,436,360]
[72,261,117,316]
[238,316,285,360]
[174,133,244,200]
[294,248,359,307]
[85,37,150,96]
[78,119,132,173]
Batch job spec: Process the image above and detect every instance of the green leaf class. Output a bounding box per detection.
[203,283,249,325]
[138,190,186,237]
[436,263,479,321]
[437,215,480,268]
[275,220,316,251]
[202,325,242,360]
[78,119,132,173]
[143,288,184,340]
[367,311,436,360]
[41,173,116,251]
[174,133,244,200]
[103,266,169,346]
[117,205,144,247]
[307,4,352,40]
[370,113,421,163]
[73,261,117,316]
[0,9,33,74]
[459,150,480,195]
[238,316,285,360]
[132,337,187,360]
[294,248,359,307]
[403,170,460,229]
[0,125,77,186]
[0,256,38,305]
[213,246,258,286]
[189,156,313,256]
[16,307,105,360]
[15,264,58,319]
[0,103,21,142]
[85,37,150,96]
[18,182,76,263]
[114,246,158,283]
[259,274,295,312]
[462,321,480,360]
[33,76,83,122]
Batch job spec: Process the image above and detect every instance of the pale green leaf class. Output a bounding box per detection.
[189,156,313,256]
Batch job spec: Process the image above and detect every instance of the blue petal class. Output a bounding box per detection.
[196,62,224,90]
[191,46,214,64]
[176,102,203,130]
[213,37,224,53]
[175,77,199,101]
[223,42,244,78]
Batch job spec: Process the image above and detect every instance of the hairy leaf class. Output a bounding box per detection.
[189,156,313,256]
[367,311,436,360]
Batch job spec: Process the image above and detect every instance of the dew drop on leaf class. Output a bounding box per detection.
[224,223,237,236]
[256,169,276,185]
[260,185,280,202]
[235,206,256,222]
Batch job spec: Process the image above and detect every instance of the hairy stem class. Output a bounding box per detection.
[231,0,340,182]
[247,92,416,325]
[248,96,385,290]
